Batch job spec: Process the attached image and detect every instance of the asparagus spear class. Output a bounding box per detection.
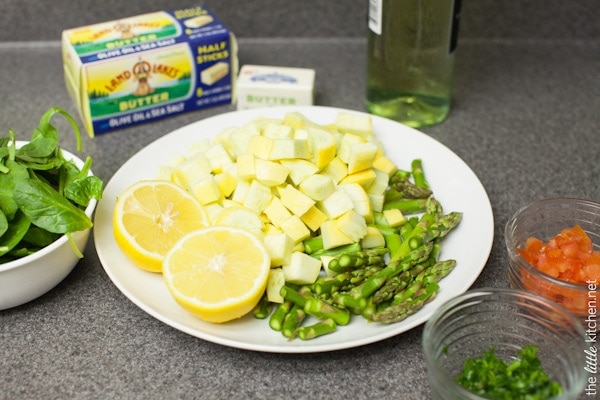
[371,282,439,324]
[281,304,306,339]
[253,292,272,319]
[297,318,337,340]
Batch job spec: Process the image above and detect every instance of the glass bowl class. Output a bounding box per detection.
[422,288,588,400]
[505,197,600,319]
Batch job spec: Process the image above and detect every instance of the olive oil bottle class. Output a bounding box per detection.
[366,0,461,128]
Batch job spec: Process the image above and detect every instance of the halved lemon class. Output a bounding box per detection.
[113,180,209,273]
[162,226,271,323]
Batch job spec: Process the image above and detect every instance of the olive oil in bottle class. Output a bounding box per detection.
[366,0,461,128]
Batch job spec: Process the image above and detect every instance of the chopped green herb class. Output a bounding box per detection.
[456,344,562,399]
[0,107,103,263]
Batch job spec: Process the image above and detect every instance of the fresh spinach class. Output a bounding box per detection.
[0,107,103,263]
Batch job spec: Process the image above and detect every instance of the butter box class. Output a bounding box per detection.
[62,5,238,136]
[236,65,315,110]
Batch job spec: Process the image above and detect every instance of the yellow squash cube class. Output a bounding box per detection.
[279,184,316,216]
[298,174,335,201]
[255,159,289,187]
[335,112,373,138]
[243,180,272,213]
[300,206,328,232]
[280,215,311,244]
[320,219,354,250]
[190,175,222,205]
[263,232,294,267]
[279,159,319,185]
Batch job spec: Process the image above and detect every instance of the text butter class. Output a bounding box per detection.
[236,65,315,110]
[62,5,238,136]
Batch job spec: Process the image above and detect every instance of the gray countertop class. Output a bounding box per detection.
[1,21,600,400]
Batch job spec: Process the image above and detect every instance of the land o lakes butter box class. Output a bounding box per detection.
[62,5,238,136]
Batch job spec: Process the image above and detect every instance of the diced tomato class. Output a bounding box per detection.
[518,225,600,285]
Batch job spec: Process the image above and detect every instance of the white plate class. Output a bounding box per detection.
[94,106,494,353]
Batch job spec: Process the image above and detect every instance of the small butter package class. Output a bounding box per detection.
[236,65,315,110]
[62,5,238,136]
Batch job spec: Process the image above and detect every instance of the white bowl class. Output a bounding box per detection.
[0,146,97,310]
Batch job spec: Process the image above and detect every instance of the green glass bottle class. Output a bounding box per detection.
[366,0,461,128]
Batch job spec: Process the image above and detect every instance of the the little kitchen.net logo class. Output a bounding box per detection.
[585,278,598,397]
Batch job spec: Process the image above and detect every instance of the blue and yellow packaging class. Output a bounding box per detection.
[62,5,238,136]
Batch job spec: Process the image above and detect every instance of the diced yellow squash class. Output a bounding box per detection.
[282,111,314,129]
[307,127,336,169]
[337,183,374,223]
[245,134,273,160]
[320,219,354,250]
[335,112,373,138]
[319,188,355,219]
[298,174,335,201]
[280,215,311,244]
[282,251,322,285]
[266,268,286,303]
[213,126,238,158]
[203,142,233,174]
[300,205,328,232]
[346,141,378,174]
[361,226,386,248]
[263,122,294,139]
[203,202,223,225]
[268,138,310,160]
[367,169,390,196]
[243,180,272,213]
[187,138,212,156]
[214,205,265,238]
[263,232,294,267]
[368,193,385,213]
[263,223,283,235]
[171,154,212,189]
[293,241,305,253]
[320,156,348,184]
[221,198,242,208]
[230,178,250,204]
[339,168,377,189]
[279,159,319,185]
[255,159,289,187]
[156,165,173,181]
[336,210,368,242]
[279,184,316,216]
[229,122,261,157]
[383,209,407,227]
[373,154,398,176]
[214,170,238,198]
[337,133,366,163]
[320,255,337,277]
[167,153,186,168]
[190,175,222,205]
[263,196,293,227]
[236,153,256,181]
[293,128,309,140]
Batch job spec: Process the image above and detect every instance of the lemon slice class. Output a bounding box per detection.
[163,226,271,323]
[113,180,209,273]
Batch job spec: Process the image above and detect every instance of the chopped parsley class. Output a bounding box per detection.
[456,344,563,399]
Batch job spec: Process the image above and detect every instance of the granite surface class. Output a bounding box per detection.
[1,1,599,399]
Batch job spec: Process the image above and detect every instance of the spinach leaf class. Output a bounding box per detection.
[14,178,92,234]
[0,209,7,237]
[0,211,31,257]
[64,175,104,207]
[0,160,29,221]
[23,226,60,247]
